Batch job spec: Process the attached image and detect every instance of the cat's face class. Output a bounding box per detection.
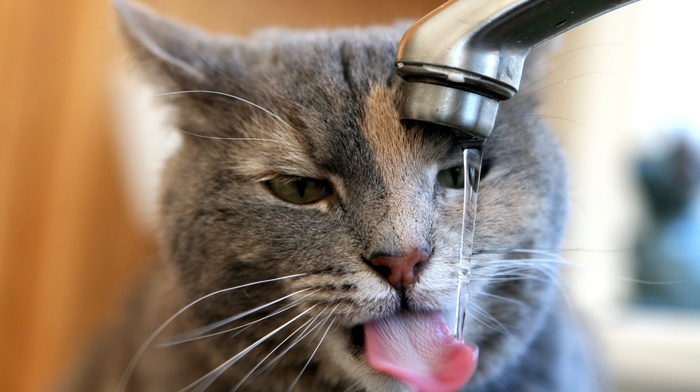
[119,2,568,391]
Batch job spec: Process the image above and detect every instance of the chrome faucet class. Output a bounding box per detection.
[396,0,638,144]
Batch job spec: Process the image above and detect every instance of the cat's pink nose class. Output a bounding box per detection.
[370,248,430,290]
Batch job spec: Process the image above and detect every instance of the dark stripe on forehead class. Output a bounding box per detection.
[276,35,396,178]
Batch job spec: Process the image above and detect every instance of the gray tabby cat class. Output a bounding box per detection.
[67,1,596,391]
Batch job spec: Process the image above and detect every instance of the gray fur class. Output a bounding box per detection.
[65,2,595,391]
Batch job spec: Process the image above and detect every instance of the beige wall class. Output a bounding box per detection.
[0,1,153,391]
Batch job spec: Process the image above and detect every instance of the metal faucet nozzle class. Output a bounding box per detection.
[396,0,638,142]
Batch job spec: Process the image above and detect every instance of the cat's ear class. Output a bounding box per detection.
[113,0,215,89]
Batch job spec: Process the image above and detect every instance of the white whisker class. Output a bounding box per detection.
[177,37,282,120]
[471,266,556,283]
[514,71,621,104]
[160,288,316,346]
[476,252,684,286]
[154,90,290,126]
[474,291,527,307]
[475,248,562,257]
[182,306,317,392]
[469,303,513,337]
[519,42,631,93]
[194,290,323,343]
[286,304,339,392]
[175,291,321,345]
[178,130,284,143]
[231,315,320,392]
[115,273,307,392]
[472,260,565,270]
[251,306,330,378]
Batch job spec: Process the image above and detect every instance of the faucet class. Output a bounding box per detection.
[396,0,639,144]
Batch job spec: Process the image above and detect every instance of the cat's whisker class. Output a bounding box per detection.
[513,71,622,105]
[206,293,330,346]
[231,314,321,392]
[286,304,339,392]
[473,249,574,267]
[519,42,631,93]
[475,259,576,316]
[519,249,686,286]
[474,276,553,286]
[250,306,330,379]
[159,288,319,346]
[175,36,284,122]
[471,276,551,285]
[182,305,318,392]
[473,255,564,268]
[471,259,566,270]
[480,263,559,275]
[471,265,552,276]
[467,258,558,337]
[471,270,552,281]
[116,273,307,392]
[473,291,528,307]
[209,290,322,340]
[474,247,564,258]
[154,90,291,127]
[540,42,631,69]
[178,130,285,144]
[468,303,513,337]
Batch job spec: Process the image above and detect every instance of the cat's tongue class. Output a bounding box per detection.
[364,312,478,392]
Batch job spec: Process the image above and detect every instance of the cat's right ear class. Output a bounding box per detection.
[113,0,212,89]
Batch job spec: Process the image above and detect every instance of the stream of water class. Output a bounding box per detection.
[454,146,484,341]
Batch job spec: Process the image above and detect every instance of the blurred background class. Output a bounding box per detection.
[1,0,698,391]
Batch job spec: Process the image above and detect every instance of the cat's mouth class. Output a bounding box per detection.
[348,324,365,355]
[344,312,479,391]
[345,308,458,357]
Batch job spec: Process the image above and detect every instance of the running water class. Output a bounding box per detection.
[454,145,484,341]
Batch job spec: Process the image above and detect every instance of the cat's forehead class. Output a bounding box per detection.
[228,29,456,178]
[233,84,455,181]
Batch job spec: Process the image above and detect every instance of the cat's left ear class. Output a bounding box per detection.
[113,0,231,90]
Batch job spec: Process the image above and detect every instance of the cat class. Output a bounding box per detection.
[65,1,596,391]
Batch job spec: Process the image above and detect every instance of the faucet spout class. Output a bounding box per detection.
[396,0,638,141]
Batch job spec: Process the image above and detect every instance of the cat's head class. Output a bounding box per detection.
[118,1,568,390]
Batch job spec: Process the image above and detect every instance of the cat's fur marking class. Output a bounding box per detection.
[64,1,596,391]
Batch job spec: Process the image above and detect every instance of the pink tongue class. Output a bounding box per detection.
[364,312,478,392]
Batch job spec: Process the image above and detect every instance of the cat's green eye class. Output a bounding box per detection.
[266,177,332,204]
[437,165,465,189]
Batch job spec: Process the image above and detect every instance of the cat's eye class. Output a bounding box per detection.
[266,177,332,204]
[437,165,465,189]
